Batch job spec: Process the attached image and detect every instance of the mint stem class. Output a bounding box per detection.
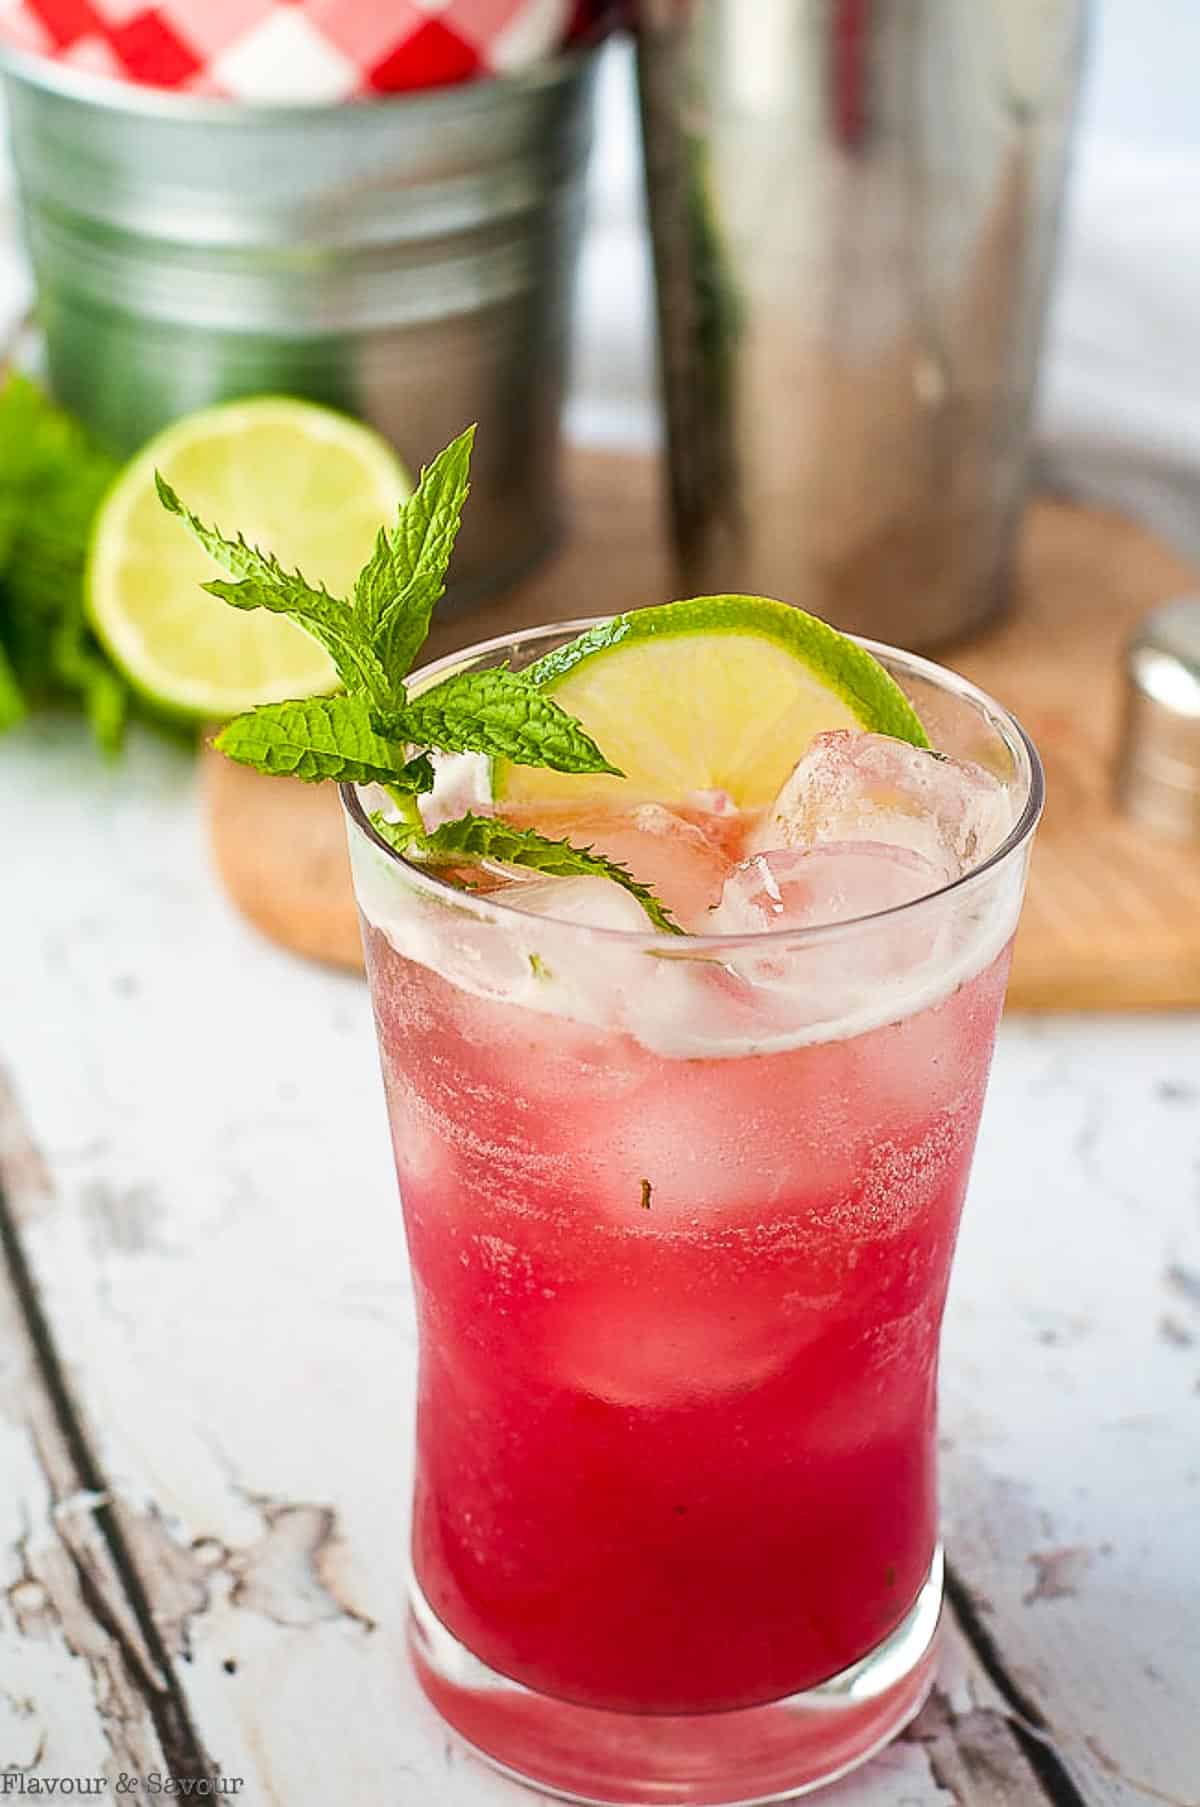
[383,785,424,831]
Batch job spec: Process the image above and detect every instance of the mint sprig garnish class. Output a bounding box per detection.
[214,695,410,783]
[382,667,620,775]
[354,425,473,679]
[369,812,681,936]
[160,424,679,932]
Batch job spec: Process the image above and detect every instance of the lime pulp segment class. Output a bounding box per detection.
[86,397,410,721]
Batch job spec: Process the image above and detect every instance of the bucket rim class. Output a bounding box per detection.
[0,39,596,126]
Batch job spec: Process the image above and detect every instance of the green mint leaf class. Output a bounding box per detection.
[213,694,412,783]
[78,660,128,753]
[51,613,129,754]
[357,426,475,681]
[155,472,388,701]
[0,374,126,747]
[0,493,20,579]
[370,810,680,934]
[351,526,395,626]
[400,752,437,793]
[371,570,444,688]
[0,642,25,733]
[387,668,622,776]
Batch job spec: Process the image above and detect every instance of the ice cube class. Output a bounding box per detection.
[707,844,948,1017]
[551,1295,788,1408]
[503,800,734,930]
[418,752,492,831]
[751,730,1012,878]
[709,843,944,935]
[495,874,653,933]
[479,873,662,1029]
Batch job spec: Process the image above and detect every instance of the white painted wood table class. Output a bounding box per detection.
[2,720,1198,1806]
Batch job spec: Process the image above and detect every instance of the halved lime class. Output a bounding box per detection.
[86,397,409,721]
[495,595,928,808]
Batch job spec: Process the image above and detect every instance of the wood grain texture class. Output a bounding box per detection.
[953,503,1200,1010]
[0,1076,197,1789]
[203,746,362,973]
[939,1016,1200,1807]
[207,449,1200,1007]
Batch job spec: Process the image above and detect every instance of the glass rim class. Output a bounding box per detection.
[340,617,1045,952]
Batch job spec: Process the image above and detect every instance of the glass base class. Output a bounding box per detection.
[409,1547,943,1805]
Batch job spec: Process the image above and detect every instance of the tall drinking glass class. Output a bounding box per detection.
[342,624,1042,1805]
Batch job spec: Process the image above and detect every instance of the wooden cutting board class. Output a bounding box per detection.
[206,447,1200,1010]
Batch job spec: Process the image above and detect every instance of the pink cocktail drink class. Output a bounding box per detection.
[344,627,1041,1805]
[368,927,1007,1707]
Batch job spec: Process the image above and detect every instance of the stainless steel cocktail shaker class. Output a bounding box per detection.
[637,1,1087,646]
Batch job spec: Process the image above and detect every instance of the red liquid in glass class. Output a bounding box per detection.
[364,921,1010,1716]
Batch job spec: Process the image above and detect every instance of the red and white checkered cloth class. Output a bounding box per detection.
[0,0,614,100]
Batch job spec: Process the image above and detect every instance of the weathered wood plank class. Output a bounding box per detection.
[901,1615,1060,1807]
[940,1018,1200,1807]
[0,1079,176,1787]
[3,716,1194,1802]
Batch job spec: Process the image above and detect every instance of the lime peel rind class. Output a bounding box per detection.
[527,598,929,749]
[495,594,928,808]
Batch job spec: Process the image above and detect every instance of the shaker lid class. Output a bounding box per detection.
[1116,597,1200,839]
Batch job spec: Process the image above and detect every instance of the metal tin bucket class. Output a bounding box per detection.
[0,48,597,608]
[637,1,1086,648]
